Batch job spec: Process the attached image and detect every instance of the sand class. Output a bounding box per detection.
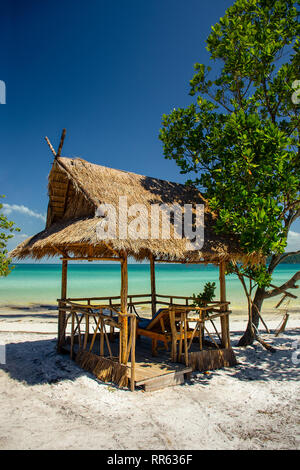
[0,307,299,450]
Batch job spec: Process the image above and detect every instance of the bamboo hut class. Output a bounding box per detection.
[11,140,260,391]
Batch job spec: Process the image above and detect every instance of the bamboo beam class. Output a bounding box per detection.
[219,261,230,348]
[54,246,70,259]
[58,259,68,352]
[102,241,120,257]
[120,255,128,364]
[155,259,213,264]
[61,257,122,262]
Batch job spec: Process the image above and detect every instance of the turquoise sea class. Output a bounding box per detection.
[0,263,299,313]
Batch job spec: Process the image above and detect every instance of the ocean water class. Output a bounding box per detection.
[0,263,299,313]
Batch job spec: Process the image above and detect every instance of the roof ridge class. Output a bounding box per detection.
[58,156,203,194]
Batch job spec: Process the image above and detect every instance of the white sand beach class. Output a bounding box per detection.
[0,308,299,450]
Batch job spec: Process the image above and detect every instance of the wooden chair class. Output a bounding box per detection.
[136,308,196,357]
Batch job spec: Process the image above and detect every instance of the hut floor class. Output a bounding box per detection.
[64,334,193,391]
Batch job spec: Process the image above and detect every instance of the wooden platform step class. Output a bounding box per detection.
[133,365,192,392]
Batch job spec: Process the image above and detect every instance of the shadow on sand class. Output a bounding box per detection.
[0,338,89,386]
[0,304,58,320]
[189,329,300,386]
[0,329,299,388]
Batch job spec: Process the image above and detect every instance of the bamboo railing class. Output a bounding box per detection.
[165,305,231,364]
[57,294,231,389]
[58,300,137,390]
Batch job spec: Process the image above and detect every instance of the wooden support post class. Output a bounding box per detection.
[120,255,128,364]
[199,310,204,350]
[100,316,104,356]
[169,309,177,362]
[219,261,230,348]
[83,313,89,350]
[58,259,68,352]
[150,254,156,318]
[70,310,75,359]
[150,254,157,355]
[130,316,136,392]
[179,313,184,360]
[184,314,188,366]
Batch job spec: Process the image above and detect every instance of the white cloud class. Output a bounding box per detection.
[5,232,29,252]
[2,203,46,222]
[286,230,300,252]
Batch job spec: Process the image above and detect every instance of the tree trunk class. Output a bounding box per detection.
[238,286,266,346]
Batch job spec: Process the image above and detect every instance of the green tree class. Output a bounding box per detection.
[0,196,20,276]
[160,0,300,345]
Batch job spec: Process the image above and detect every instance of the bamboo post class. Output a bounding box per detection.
[179,312,184,360]
[184,313,189,366]
[83,313,89,350]
[150,254,157,354]
[169,309,177,362]
[150,254,156,317]
[109,298,115,341]
[120,255,128,364]
[219,261,230,348]
[58,259,68,352]
[130,316,136,392]
[199,311,203,350]
[70,310,75,359]
[89,315,101,352]
[100,315,104,356]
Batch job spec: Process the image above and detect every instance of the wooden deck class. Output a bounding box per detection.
[65,334,192,391]
[127,358,192,391]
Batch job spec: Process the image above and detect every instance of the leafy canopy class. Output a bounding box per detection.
[160,0,300,262]
[0,196,20,276]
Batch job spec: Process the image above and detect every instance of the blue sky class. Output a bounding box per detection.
[1,0,299,255]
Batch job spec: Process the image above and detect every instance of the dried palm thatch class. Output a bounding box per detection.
[10,156,263,264]
[76,350,128,387]
[183,348,238,372]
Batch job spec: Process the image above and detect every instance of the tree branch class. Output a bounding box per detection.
[279,250,300,263]
[264,271,300,299]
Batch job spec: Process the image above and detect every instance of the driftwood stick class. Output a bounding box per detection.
[275,294,288,309]
[275,313,289,337]
[251,324,276,352]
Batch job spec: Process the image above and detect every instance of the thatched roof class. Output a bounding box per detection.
[10,156,261,263]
